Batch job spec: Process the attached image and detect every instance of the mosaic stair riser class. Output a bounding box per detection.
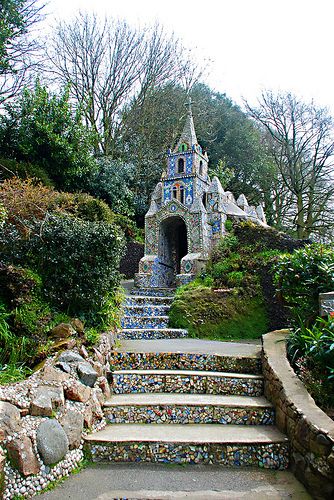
[125,296,174,306]
[118,329,188,340]
[104,405,275,425]
[85,441,289,469]
[123,305,170,317]
[109,352,261,375]
[130,288,175,297]
[111,373,264,397]
[121,316,169,329]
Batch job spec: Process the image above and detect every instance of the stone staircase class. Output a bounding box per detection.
[84,288,289,469]
[119,288,188,340]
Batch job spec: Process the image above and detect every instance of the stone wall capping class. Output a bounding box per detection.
[262,329,334,499]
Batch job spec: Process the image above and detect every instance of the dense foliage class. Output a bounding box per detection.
[169,221,305,340]
[0,177,125,375]
[0,82,97,188]
[274,244,334,325]
[287,316,334,411]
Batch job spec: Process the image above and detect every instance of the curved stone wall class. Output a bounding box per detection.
[262,330,334,500]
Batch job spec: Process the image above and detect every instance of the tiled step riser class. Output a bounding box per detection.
[104,405,274,425]
[125,296,173,306]
[110,352,261,375]
[118,329,188,340]
[86,441,289,469]
[130,288,175,297]
[121,317,169,329]
[124,305,170,317]
[112,374,263,396]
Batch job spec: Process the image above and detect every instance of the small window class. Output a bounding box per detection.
[178,143,188,153]
[199,161,203,176]
[202,192,206,208]
[172,186,177,199]
[178,158,185,173]
[180,185,184,204]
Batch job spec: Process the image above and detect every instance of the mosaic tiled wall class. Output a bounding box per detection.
[105,404,274,426]
[87,441,289,469]
[109,352,262,374]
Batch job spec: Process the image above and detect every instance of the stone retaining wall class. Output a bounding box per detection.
[0,333,115,499]
[262,330,334,500]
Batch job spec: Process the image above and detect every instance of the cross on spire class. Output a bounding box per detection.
[174,95,198,151]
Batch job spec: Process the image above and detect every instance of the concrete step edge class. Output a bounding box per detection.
[113,369,264,379]
[84,424,288,444]
[103,394,273,408]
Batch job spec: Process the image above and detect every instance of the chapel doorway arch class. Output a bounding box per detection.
[158,216,188,284]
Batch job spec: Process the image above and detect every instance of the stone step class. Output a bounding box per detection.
[118,329,188,340]
[110,339,261,375]
[111,369,264,396]
[104,394,274,425]
[121,316,169,329]
[125,296,174,306]
[123,305,170,317]
[131,288,175,297]
[84,424,289,469]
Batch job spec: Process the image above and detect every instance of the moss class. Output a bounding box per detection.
[169,284,269,340]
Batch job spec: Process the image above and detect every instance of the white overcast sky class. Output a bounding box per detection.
[43,0,334,112]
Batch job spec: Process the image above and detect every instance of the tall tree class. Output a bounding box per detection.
[48,13,195,156]
[0,81,96,188]
[0,0,44,104]
[246,91,334,238]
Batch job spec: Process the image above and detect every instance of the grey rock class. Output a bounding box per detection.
[55,361,72,373]
[58,409,84,449]
[77,362,98,387]
[30,386,65,416]
[316,433,332,446]
[30,393,52,417]
[0,401,21,437]
[58,350,85,365]
[36,419,69,465]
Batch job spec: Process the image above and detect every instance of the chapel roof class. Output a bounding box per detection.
[174,97,198,151]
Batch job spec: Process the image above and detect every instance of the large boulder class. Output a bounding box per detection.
[30,392,52,417]
[58,409,84,449]
[6,436,40,476]
[30,386,65,417]
[50,323,76,339]
[0,401,21,437]
[63,380,91,403]
[40,365,68,383]
[71,318,84,334]
[77,362,98,387]
[36,419,69,465]
[58,350,85,365]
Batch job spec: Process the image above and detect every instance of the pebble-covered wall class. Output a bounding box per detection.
[262,330,334,500]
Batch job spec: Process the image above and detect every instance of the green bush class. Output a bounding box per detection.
[67,193,115,224]
[31,214,125,315]
[226,271,245,287]
[224,219,233,232]
[274,244,334,323]
[0,301,34,366]
[288,315,334,409]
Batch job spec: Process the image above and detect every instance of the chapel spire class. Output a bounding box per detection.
[174,96,198,151]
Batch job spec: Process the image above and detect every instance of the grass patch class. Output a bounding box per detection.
[169,284,268,341]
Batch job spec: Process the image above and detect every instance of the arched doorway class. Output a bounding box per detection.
[158,216,188,285]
